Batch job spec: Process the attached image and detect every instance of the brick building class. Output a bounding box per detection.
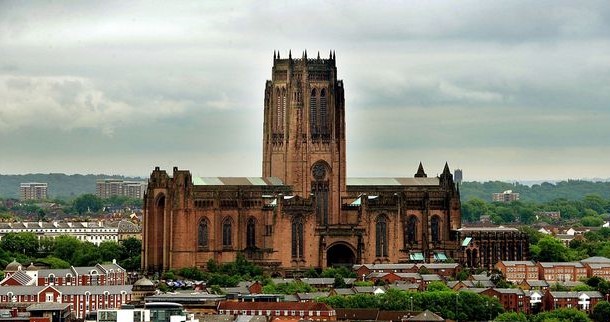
[581,256,610,281]
[142,51,526,275]
[458,227,530,269]
[544,291,602,312]
[0,261,131,319]
[537,262,587,282]
[495,261,539,282]
[481,288,530,314]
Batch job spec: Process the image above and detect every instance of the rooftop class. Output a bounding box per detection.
[192,177,284,186]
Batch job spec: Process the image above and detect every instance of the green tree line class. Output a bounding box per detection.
[462,194,610,224]
[318,288,503,321]
[2,193,142,218]
[0,232,141,271]
[461,180,610,203]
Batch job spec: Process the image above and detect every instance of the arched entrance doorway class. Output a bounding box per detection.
[326,243,356,267]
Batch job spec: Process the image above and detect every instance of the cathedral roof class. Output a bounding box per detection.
[458,226,519,232]
[192,177,284,186]
[347,177,439,186]
[191,176,442,187]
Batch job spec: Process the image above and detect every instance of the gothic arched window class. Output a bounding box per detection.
[376,216,388,257]
[247,218,256,248]
[198,218,209,248]
[312,161,329,225]
[407,216,417,244]
[431,216,440,243]
[291,217,304,258]
[222,218,232,248]
[275,88,281,133]
[320,88,327,135]
[281,87,286,133]
[310,88,318,136]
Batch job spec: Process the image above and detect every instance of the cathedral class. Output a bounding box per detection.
[142,51,528,275]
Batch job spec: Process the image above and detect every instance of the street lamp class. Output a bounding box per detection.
[455,293,459,322]
[410,296,413,312]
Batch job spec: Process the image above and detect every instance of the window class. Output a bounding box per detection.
[320,89,327,135]
[292,217,304,258]
[198,218,209,248]
[281,88,286,132]
[222,218,232,248]
[247,218,256,248]
[310,88,318,135]
[406,216,417,245]
[376,216,388,257]
[275,88,281,133]
[431,216,440,243]
[312,162,329,225]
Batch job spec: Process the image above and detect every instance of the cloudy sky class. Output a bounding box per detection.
[1,1,610,181]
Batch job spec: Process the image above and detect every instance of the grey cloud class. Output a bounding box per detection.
[1,1,610,180]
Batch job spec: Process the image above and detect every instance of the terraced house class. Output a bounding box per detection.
[0,260,131,319]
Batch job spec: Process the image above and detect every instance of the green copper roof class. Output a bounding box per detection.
[434,252,448,261]
[461,237,472,247]
[192,177,284,186]
[347,177,439,186]
[410,252,424,261]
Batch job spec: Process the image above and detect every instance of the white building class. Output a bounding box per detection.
[0,220,138,246]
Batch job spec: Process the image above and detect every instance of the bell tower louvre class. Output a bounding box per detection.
[142,51,528,275]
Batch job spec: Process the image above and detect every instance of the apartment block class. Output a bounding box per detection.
[19,182,48,200]
[492,190,519,202]
[96,179,147,199]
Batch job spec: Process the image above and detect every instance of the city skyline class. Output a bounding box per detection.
[2,1,610,181]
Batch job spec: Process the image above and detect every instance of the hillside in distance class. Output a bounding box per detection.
[3,173,609,204]
[460,180,610,203]
[0,173,145,200]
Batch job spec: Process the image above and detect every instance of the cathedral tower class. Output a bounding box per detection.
[262,50,346,225]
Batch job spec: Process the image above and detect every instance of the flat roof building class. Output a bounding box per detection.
[96,179,147,199]
[19,183,48,201]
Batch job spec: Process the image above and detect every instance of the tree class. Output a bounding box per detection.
[119,237,142,271]
[72,241,101,266]
[591,301,610,322]
[53,235,81,263]
[334,275,347,288]
[535,236,573,262]
[262,281,314,294]
[581,215,604,227]
[72,194,103,214]
[38,256,70,269]
[0,232,38,255]
[426,281,450,292]
[530,308,591,322]
[456,270,469,281]
[494,312,527,322]
[304,268,320,278]
[462,198,489,222]
[98,241,123,262]
[321,266,356,278]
